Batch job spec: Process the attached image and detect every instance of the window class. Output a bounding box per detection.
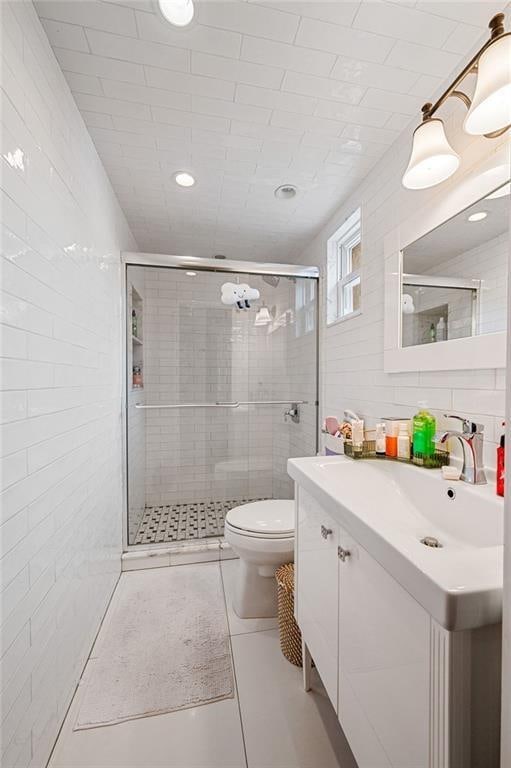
[326,208,361,325]
[295,279,316,337]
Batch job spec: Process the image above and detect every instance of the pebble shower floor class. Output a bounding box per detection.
[134,499,265,545]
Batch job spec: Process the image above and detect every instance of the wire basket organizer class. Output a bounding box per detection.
[344,439,376,459]
[275,563,302,667]
[343,440,450,468]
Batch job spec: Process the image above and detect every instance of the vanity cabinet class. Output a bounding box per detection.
[337,527,430,768]
[295,486,339,706]
[294,485,500,768]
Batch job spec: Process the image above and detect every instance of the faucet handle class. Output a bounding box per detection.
[443,414,484,434]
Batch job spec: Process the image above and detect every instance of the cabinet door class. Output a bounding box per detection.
[338,530,430,768]
[295,487,339,708]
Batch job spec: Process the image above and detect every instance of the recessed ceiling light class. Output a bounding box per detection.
[467,211,488,222]
[186,271,197,276]
[175,171,195,187]
[158,0,194,27]
[274,184,297,200]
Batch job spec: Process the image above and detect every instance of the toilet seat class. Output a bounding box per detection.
[224,499,295,618]
[225,500,294,539]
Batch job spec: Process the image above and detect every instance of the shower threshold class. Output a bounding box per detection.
[133,498,266,546]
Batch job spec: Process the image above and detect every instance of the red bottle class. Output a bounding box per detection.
[497,424,505,497]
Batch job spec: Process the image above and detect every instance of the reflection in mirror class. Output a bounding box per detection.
[401,180,509,348]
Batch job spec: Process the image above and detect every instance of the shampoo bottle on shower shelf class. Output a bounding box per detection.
[412,402,436,458]
[132,309,138,338]
[497,423,505,497]
[132,365,143,388]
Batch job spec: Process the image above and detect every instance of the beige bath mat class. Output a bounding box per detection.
[75,563,234,729]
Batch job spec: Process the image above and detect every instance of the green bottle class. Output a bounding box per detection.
[412,402,436,458]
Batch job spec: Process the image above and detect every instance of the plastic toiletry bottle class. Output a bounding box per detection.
[397,421,411,461]
[497,423,505,497]
[429,323,436,343]
[132,365,143,388]
[385,420,398,458]
[132,309,138,337]
[375,423,386,457]
[412,402,436,460]
[352,419,364,456]
[436,317,446,341]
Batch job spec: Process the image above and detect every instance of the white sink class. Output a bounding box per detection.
[287,455,504,630]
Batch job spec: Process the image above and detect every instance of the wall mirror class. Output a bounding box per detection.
[402,180,508,348]
[384,143,510,373]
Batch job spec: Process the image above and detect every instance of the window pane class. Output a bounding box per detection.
[326,207,361,324]
[351,241,361,272]
[343,277,361,315]
[341,245,349,278]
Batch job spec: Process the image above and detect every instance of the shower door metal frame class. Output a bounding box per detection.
[121,252,320,552]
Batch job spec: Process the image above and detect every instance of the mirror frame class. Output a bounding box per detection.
[384,141,510,373]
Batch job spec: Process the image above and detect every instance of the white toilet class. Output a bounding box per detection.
[224,499,295,619]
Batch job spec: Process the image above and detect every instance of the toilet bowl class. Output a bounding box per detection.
[224,499,295,619]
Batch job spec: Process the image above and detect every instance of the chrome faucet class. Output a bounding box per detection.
[439,415,487,485]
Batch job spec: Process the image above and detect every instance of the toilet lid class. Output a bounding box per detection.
[226,500,294,536]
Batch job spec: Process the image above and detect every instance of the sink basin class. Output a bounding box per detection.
[288,455,504,630]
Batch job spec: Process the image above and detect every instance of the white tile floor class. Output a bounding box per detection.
[48,560,357,768]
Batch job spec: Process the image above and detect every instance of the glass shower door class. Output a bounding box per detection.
[127,265,250,545]
[126,264,317,547]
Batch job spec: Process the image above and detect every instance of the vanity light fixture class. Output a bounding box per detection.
[175,171,195,187]
[402,116,460,190]
[467,211,488,222]
[403,13,511,190]
[158,0,194,27]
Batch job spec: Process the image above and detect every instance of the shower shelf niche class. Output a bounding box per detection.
[129,285,144,390]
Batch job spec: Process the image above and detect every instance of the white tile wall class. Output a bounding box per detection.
[295,102,509,474]
[125,267,317,533]
[0,3,136,767]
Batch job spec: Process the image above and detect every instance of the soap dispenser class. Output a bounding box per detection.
[412,402,436,460]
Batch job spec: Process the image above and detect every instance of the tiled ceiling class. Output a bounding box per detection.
[36,0,501,261]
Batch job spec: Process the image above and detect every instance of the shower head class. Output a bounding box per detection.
[262,275,280,288]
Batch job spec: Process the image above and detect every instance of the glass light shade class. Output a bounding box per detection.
[254,306,272,326]
[464,34,511,135]
[402,119,460,190]
[158,0,194,27]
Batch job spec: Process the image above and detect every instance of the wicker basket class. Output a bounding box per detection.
[275,563,302,667]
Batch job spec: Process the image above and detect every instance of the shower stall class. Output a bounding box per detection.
[124,254,319,550]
